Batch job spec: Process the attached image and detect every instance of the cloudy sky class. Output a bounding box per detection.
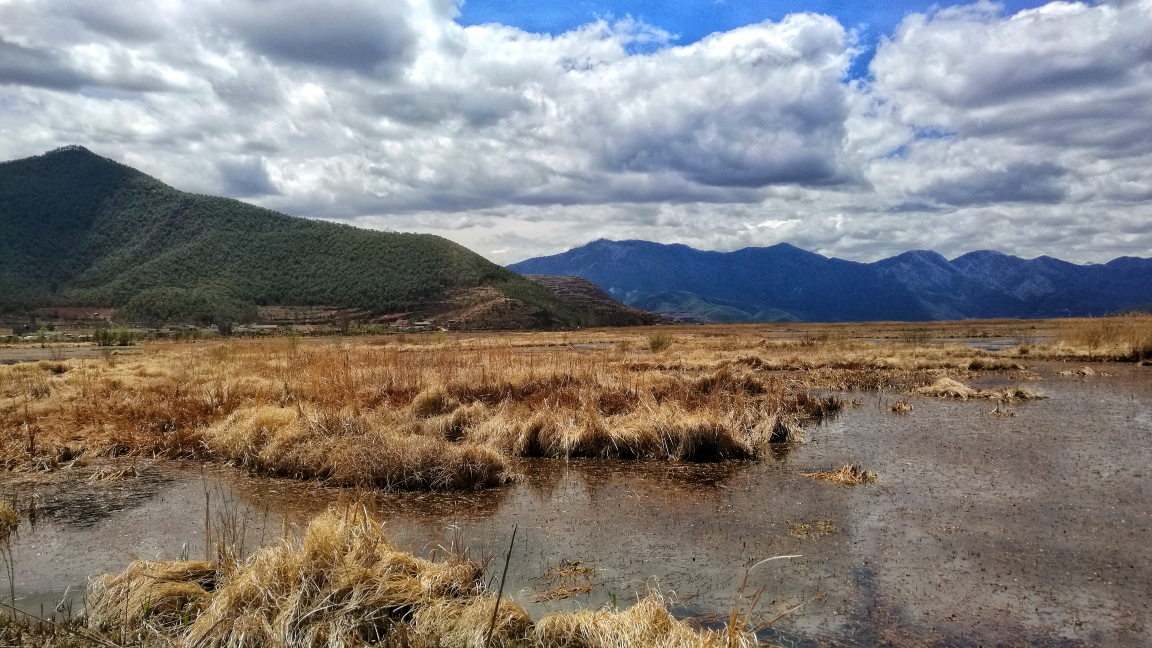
[1,0,1150,264]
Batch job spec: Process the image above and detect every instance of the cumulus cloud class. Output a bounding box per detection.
[218,0,418,75]
[922,161,1069,206]
[0,0,1150,264]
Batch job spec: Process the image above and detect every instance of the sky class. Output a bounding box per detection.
[1,0,1150,265]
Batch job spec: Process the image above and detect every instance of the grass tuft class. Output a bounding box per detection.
[803,464,878,486]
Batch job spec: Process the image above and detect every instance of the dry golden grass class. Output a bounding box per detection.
[916,378,1044,402]
[803,465,878,486]
[0,334,852,490]
[534,593,755,648]
[0,501,18,547]
[5,318,1121,491]
[86,506,756,648]
[890,400,913,413]
[87,560,215,636]
[1055,317,1152,360]
[787,521,836,539]
[534,585,595,602]
[549,560,598,579]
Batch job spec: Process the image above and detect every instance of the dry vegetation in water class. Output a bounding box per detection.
[916,378,1045,402]
[86,506,759,648]
[0,335,847,491]
[803,465,879,486]
[3,317,1141,491]
[787,521,836,539]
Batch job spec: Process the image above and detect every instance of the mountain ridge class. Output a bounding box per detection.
[508,238,1152,322]
[0,147,646,329]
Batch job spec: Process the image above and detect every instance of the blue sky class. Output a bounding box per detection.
[457,0,1053,77]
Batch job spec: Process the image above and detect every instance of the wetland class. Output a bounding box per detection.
[0,320,1149,647]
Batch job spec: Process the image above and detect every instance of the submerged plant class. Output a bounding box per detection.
[803,464,878,486]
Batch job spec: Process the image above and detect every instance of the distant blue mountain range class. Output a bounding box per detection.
[507,239,1152,322]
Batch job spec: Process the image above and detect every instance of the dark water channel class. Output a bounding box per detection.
[2,363,1149,646]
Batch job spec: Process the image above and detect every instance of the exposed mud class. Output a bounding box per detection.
[1,361,1149,646]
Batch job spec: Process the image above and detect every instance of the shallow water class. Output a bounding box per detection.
[2,362,1149,646]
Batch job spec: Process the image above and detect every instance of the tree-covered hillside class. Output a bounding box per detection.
[0,146,578,326]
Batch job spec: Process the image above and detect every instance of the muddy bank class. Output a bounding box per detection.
[1,362,1149,646]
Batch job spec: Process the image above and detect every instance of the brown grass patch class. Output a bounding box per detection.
[788,521,836,539]
[803,464,878,486]
[549,559,598,579]
[2,322,1076,491]
[535,585,595,602]
[534,593,755,648]
[87,560,216,636]
[916,378,1044,402]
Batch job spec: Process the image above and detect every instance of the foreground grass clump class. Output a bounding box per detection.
[88,561,216,636]
[86,507,755,648]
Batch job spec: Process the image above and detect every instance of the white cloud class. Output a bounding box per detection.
[0,0,1150,265]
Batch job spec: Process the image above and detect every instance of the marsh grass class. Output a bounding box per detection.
[647,333,674,352]
[534,585,594,603]
[87,506,757,648]
[803,465,878,486]
[4,318,1109,492]
[890,400,913,414]
[916,378,1044,402]
[1,336,850,491]
[1056,317,1152,360]
[787,521,836,539]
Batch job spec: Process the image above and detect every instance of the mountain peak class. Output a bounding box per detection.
[45,145,96,157]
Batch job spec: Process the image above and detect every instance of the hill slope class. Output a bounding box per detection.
[524,276,668,326]
[0,146,586,328]
[508,239,1152,322]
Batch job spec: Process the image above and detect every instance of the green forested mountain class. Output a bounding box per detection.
[0,146,578,326]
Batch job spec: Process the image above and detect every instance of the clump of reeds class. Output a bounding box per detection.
[534,585,595,602]
[890,400,913,413]
[966,358,1024,371]
[647,333,674,352]
[803,464,878,486]
[915,378,1044,402]
[535,593,756,648]
[916,378,978,400]
[87,560,216,636]
[183,506,505,648]
[206,406,516,491]
[983,386,1045,402]
[0,503,17,543]
[410,595,533,646]
[467,405,764,461]
[787,521,836,539]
